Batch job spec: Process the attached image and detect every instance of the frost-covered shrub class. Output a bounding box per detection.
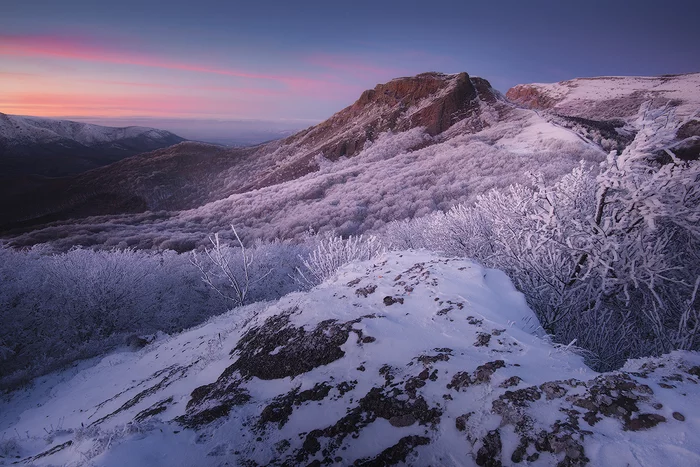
[0,231,313,389]
[191,227,310,307]
[302,234,385,283]
[0,247,226,390]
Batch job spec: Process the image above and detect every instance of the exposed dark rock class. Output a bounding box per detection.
[666,136,700,161]
[415,351,451,365]
[91,364,189,427]
[18,440,73,463]
[447,360,505,391]
[455,412,473,432]
[134,396,173,423]
[354,435,430,466]
[447,371,473,391]
[355,285,377,297]
[383,296,404,306]
[337,381,357,396]
[180,309,378,427]
[625,413,666,431]
[388,414,417,427]
[232,310,377,381]
[475,333,491,347]
[474,361,505,384]
[673,412,685,421]
[677,119,700,139]
[540,382,568,400]
[258,383,333,430]
[500,376,523,388]
[125,334,151,350]
[290,386,441,464]
[404,376,426,398]
[476,430,502,467]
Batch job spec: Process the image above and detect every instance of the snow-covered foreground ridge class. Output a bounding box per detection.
[2,251,700,466]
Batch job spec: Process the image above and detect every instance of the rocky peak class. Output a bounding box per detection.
[247,72,499,190]
[289,71,499,157]
[348,71,490,136]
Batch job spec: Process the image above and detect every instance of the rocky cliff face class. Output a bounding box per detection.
[294,72,494,158]
[245,72,502,191]
[505,84,560,111]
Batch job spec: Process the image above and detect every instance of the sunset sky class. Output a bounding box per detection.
[1,0,698,139]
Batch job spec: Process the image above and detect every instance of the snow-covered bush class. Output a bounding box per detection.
[301,234,385,283]
[0,247,226,390]
[0,231,313,390]
[191,226,310,306]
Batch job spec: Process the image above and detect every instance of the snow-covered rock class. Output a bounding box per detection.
[1,251,699,466]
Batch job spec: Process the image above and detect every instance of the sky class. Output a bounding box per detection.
[1,0,698,142]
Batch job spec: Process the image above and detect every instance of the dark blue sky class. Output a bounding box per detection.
[1,0,698,133]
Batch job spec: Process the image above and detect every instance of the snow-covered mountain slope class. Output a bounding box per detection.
[506,73,700,121]
[2,251,699,466]
[1,72,606,249]
[0,113,185,177]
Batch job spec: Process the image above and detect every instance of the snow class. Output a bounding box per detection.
[513,73,700,121]
[494,109,592,154]
[2,251,697,466]
[0,113,177,147]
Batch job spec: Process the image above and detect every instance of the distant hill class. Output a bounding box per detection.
[0,113,185,178]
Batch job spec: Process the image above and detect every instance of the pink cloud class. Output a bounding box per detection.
[0,34,357,97]
[79,79,286,97]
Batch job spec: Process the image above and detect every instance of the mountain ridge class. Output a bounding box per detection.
[2,71,697,250]
[0,113,186,178]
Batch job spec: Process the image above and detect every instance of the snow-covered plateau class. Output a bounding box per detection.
[2,251,699,466]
